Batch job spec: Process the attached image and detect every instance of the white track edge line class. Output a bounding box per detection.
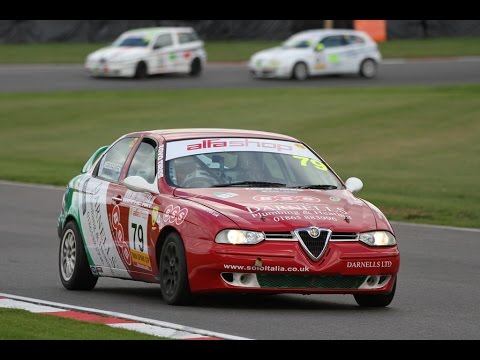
[0,292,251,340]
[1,181,478,233]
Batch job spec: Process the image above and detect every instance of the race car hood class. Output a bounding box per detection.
[251,47,311,62]
[174,187,390,232]
[88,47,149,62]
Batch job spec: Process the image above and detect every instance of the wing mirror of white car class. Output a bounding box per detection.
[123,176,159,194]
[314,44,325,52]
[345,177,363,193]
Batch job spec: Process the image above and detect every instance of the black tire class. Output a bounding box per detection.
[291,62,309,81]
[354,279,396,307]
[134,61,148,79]
[359,58,378,78]
[59,221,98,290]
[189,58,202,77]
[160,232,192,305]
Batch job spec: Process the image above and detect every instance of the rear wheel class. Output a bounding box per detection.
[291,62,309,81]
[59,221,98,290]
[359,58,377,78]
[354,279,396,307]
[189,58,202,76]
[134,61,148,79]
[160,232,192,305]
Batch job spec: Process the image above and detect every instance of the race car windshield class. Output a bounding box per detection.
[282,38,314,49]
[113,36,150,47]
[165,138,343,189]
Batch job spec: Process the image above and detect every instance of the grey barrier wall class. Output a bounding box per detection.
[0,20,479,43]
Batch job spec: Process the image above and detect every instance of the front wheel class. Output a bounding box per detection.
[291,62,309,81]
[134,61,148,79]
[189,58,202,77]
[353,279,396,307]
[59,221,98,290]
[160,232,192,305]
[359,59,378,78]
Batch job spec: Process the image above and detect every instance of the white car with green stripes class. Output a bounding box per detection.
[85,27,207,79]
[249,29,382,80]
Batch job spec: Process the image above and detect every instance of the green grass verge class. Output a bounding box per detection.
[0,37,479,64]
[1,85,479,228]
[0,308,166,339]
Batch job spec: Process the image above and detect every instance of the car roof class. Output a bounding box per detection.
[124,128,300,142]
[122,27,195,37]
[290,29,369,39]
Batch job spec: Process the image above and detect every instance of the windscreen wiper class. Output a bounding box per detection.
[212,181,286,188]
[291,184,338,190]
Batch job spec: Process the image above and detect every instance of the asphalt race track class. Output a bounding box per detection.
[1,58,480,93]
[1,182,479,340]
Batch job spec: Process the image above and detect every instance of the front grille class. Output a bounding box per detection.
[331,232,358,241]
[264,231,294,240]
[296,228,331,260]
[257,274,366,289]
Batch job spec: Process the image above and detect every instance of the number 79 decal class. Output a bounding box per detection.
[292,156,328,171]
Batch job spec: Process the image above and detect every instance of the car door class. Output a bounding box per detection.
[151,33,176,73]
[318,35,350,74]
[175,32,203,72]
[342,34,368,72]
[78,136,140,279]
[121,137,159,279]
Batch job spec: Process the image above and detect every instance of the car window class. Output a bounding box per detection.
[127,139,157,184]
[154,34,173,48]
[320,36,347,48]
[345,35,365,45]
[282,38,314,49]
[97,137,138,182]
[113,36,150,47]
[178,32,199,44]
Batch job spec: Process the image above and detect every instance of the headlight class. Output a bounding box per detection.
[359,231,396,246]
[215,229,265,245]
[268,59,281,67]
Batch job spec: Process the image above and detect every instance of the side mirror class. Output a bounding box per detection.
[153,44,161,50]
[345,177,363,193]
[314,44,325,52]
[123,176,159,194]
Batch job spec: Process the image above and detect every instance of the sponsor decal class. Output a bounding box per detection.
[111,205,131,266]
[122,190,155,209]
[104,161,122,173]
[157,144,164,179]
[329,196,341,202]
[246,204,350,223]
[347,261,392,268]
[169,52,178,61]
[165,138,316,161]
[184,51,191,59]
[163,204,188,225]
[128,207,151,270]
[206,208,220,217]
[314,63,326,70]
[224,264,310,272]
[328,54,341,64]
[78,179,129,277]
[151,206,159,226]
[213,192,238,199]
[252,195,321,203]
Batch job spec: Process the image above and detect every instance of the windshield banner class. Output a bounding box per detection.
[165,138,317,160]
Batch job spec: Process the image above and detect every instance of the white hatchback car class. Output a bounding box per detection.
[249,29,382,80]
[85,27,207,78]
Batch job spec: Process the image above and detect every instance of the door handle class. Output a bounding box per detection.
[112,196,123,203]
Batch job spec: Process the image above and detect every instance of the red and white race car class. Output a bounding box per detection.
[58,128,399,306]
